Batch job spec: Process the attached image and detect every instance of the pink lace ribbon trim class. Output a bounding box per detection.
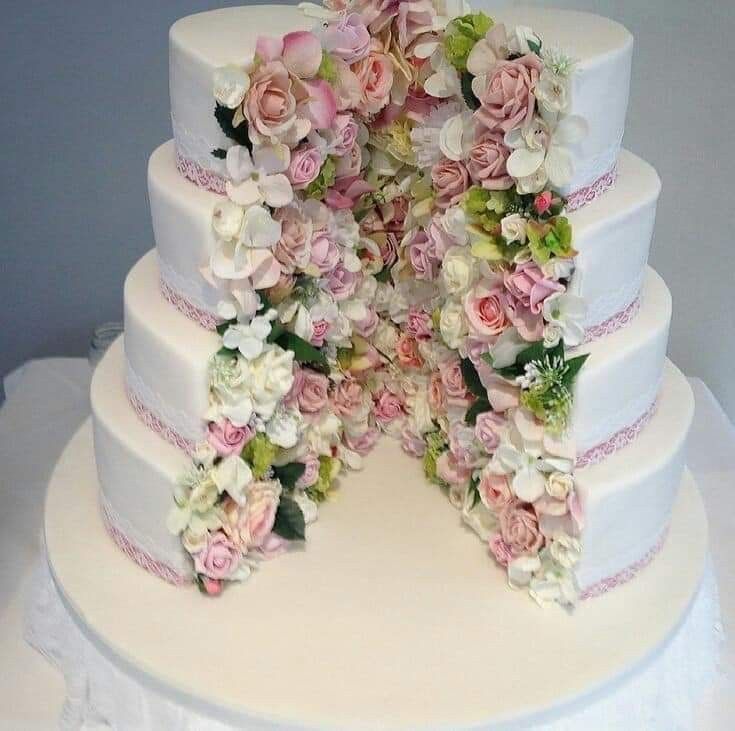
[583,295,641,344]
[126,386,198,456]
[176,151,227,195]
[100,495,189,586]
[159,277,220,331]
[566,165,618,212]
[576,399,658,470]
[580,527,668,600]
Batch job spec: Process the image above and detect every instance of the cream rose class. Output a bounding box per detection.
[439,299,468,350]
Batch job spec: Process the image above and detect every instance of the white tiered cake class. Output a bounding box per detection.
[42,3,707,727]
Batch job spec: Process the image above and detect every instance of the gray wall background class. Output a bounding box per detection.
[1,0,734,419]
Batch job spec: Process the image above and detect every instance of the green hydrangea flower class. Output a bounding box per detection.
[527,217,575,265]
[444,12,494,71]
[317,51,337,84]
[242,433,279,479]
[306,156,337,200]
[518,355,574,434]
[307,456,341,503]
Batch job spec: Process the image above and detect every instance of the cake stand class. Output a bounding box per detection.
[44,422,708,730]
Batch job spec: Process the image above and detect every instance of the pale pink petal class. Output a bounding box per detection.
[300,79,337,130]
[256,36,284,62]
[247,250,282,289]
[282,31,323,79]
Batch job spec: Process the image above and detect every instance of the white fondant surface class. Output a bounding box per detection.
[49,420,707,730]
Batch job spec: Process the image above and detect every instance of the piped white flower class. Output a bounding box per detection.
[505,112,588,191]
[225,144,293,209]
[222,310,277,359]
[542,291,587,347]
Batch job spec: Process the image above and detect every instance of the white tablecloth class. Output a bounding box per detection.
[1,358,733,729]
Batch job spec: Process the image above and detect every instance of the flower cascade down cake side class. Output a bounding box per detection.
[90,1,693,609]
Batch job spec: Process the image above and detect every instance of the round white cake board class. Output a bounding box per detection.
[45,422,708,730]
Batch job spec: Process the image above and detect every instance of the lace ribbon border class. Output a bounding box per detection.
[100,495,190,586]
[566,165,619,212]
[159,277,220,331]
[583,295,641,344]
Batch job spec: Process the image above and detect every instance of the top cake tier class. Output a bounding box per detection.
[169,4,633,195]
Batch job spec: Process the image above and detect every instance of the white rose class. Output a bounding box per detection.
[212,199,245,241]
[213,65,250,109]
[462,488,499,541]
[245,345,295,421]
[548,532,582,569]
[543,323,562,348]
[536,68,570,114]
[439,299,467,349]
[372,320,399,358]
[440,205,468,245]
[266,409,302,449]
[500,213,528,244]
[441,246,475,296]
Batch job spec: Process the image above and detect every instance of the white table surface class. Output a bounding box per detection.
[0,358,733,730]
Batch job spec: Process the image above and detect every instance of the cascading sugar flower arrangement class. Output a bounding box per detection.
[168,0,592,608]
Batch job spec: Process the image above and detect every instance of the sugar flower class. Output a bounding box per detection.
[542,291,587,347]
[222,309,278,359]
[225,144,293,209]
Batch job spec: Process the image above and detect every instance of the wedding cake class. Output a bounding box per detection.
[89,1,694,613]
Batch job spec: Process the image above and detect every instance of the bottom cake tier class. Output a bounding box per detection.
[46,420,707,729]
[91,335,694,594]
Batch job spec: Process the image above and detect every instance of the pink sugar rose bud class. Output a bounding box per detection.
[479,470,514,511]
[330,113,359,156]
[282,31,323,78]
[405,306,433,341]
[407,229,439,281]
[208,419,255,457]
[464,282,510,341]
[373,388,405,426]
[322,13,371,63]
[395,333,423,369]
[503,261,563,315]
[296,453,320,489]
[193,531,240,581]
[431,158,471,209]
[310,230,341,273]
[310,318,330,346]
[199,577,224,596]
[534,191,553,214]
[326,263,359,301]
[288,144,324,190]
[344,426,380,455]
[256,35,284,62]
[489,534,514,567]
[474,411,505,453]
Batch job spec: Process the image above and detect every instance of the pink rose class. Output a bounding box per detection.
[326,264,359,300]
[353,308,379,337]
[199,577,223,596]
[534,191,553,214]
[431,158,470,209]
[405,306,433,340]
[379,233,399,268]
[344,426,380,455]
[474,411,504,453]
[331,57,363,111]
[310,318,331,346]
[373,388,405,426]
[436,450,472,487]
[407,229,439,281]
[298,369,330,413]
[426,217,457,259]
[258,532,289,559]
[475,54,544,133]
[439,359,472,408]
[396,0,436,51]
[395,333,423,369]
[207,419,255,457]
[401,427,426,457]
[324,175,373,209]
[296,453,320,489]
[246,61,297,140]
[193,531,240,580]
[464,282,510,341]
[274,206,312,272]
[332,379,366,418]
[504,261,563,315]
[467,131,513,190]
[489,534,514,567]
[243,481,281,549]
[504,294,543,341]
[322,14,371,63]
[288,144,324,190]
[499,503,544,557]
[334,141,362,179]
[310,230,340,273]
[282,31,323,78]
[478,470,513,511]
[352,49,394,115]
[428,371,446,413]
[330,113,360,155]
